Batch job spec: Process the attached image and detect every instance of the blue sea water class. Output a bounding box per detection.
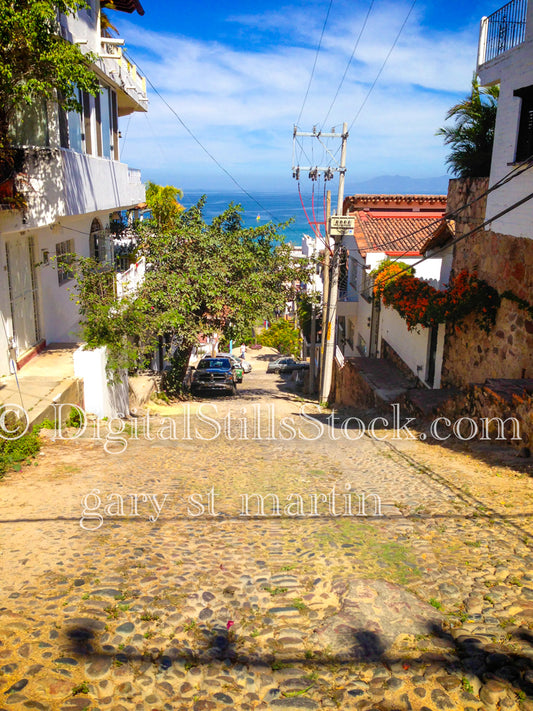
[180,190,325,246]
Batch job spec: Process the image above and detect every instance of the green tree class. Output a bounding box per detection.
[0,0,100,166]
[297,292,321,343]
[259,320,301,356]
[145,181,184,228]
[75,192,311,392]
[436,75,499,178]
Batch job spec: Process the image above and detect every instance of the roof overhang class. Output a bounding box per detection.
[421,219,455,254]
[101,0,145,15]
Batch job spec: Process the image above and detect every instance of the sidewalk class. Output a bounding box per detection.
[0,343,82,426]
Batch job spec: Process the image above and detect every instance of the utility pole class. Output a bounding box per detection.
[319,122,348,404]
[292,126,348,401]
[318,190,331,397]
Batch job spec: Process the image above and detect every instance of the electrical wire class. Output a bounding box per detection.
[348,0,417,133]
[321,0,375,131]
[298,181,324,241]
[296,0,334,128]
[357,187,533,299]
[347,155,533,254]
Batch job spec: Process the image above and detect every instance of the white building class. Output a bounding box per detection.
[341,194,450,388]
[0,0,147,376]
[477,0,533,237]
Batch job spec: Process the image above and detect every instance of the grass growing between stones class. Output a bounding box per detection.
[312,519,421,585]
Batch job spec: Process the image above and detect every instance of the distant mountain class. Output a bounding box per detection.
[347,175,450,196]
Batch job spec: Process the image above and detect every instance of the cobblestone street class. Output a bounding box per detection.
[1,357,533,711]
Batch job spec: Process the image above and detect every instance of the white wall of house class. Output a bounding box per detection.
[0,1,147,376]
[379,308,445,388]
[73,345,129,418]
[349,251,447,385]
[478,2,533,238]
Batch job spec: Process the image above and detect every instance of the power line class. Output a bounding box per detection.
[348,0,417,133]
[296,0,334,128]
[321,0,375,131]
[357,185,533,299]
[347,155,533,254]
[122,51,278,223]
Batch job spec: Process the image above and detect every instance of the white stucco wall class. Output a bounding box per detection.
[478,5,533,239]
[351,252,447,384]
[73,345,129,418]
[380,307,429,379]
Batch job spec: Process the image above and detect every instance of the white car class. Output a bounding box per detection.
[218,353,252,373]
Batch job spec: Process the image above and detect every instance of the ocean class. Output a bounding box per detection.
[180,190,327,247]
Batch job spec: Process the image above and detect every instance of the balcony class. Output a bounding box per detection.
[97,41,148,114]
[10,148,145,230]
[478,0,527,66]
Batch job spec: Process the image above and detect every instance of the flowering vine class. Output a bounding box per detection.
[371,260,501,333]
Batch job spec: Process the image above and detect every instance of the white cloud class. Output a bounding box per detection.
[116,2,480,189]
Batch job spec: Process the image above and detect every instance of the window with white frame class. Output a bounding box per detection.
[56,239,74,285]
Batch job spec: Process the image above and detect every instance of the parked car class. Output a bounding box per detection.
[202,353,244,382]
[266,357,310,374]
[217,353,252,374]
[191,357,237,395]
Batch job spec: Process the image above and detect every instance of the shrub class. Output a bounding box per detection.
[0,414,40,475]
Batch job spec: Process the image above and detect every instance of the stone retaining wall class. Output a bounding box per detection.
[331,360,376,409]
[441,178,533,388]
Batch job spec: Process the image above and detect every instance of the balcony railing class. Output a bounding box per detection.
[478,0,527,65]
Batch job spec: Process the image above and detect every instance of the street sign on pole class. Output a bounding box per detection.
[329,216,354,237]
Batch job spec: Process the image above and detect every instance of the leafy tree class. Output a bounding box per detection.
[436,75,499,178]
[0,0,100,167]
[297,292,321,343]
[259,320,301,356]
[75,191,310,392]
[145,181,184,228]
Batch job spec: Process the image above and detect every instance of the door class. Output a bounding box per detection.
[5,236,40,356]
[369,297,381,358]
[426,326,439,387]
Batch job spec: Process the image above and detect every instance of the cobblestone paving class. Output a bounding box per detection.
[1,365,533,710]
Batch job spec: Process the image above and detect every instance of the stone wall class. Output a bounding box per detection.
[332,360,376,409]
[441,178,533,388]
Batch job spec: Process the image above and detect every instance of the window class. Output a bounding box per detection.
[514,85,533,162]
[67,88,83,153]
[82,91,93,155]
[361,268,373,303]
[100,86,112,159]
[349,257,359,291]
[11,101,49,148]
[56,239,74,285]
[90,218,103,261]
[89,218,113,265]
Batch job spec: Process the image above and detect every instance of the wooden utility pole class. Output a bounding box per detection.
[318,190,331,398]
[319,122,348,404]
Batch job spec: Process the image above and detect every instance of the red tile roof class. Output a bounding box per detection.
[344,194,447,211]
[353,213,443,256]
[344,194,447,256]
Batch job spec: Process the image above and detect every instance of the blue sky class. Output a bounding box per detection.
[112,0,506,194]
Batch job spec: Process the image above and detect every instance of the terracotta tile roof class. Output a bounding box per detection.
[353,212,444,256]
[421,219,456,253]
[344,194,447,212]
[344,194,447,256]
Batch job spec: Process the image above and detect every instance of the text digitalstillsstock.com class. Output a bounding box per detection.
[79,486,384,530]
[0,403,522,454]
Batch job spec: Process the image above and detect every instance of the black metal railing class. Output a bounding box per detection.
[481,0,527,63]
